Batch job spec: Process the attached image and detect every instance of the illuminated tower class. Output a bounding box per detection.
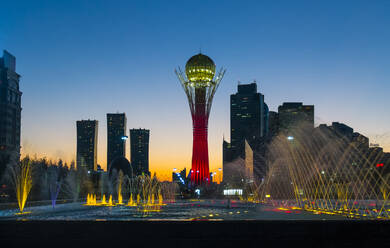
[175,53,225,185]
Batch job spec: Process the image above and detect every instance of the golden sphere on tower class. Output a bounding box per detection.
[185,53,216,84]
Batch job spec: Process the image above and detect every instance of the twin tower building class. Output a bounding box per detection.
[76,113,150,177]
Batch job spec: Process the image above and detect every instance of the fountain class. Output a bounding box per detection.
[2,155,375,221]
[85,194,98,205]
[256,128,390,219]
[117,171,123,205]
[161,182,178,203]
[9,158,33,214]
[80,174,169,213]
[63,169,81,202]
[158,192,164,206]
[108,194,114,206]
[127,193,136,206]
[47,165,63,208]
[101,194,107,204]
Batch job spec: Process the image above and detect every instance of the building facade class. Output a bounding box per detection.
[268,111,279,137]
[223,82,268,185]
[107,113,127,171]
[278,102,314,136]
[0,50,22,176]
[230,82,268,156]
[130,128,150,176]
[76,120,98,171]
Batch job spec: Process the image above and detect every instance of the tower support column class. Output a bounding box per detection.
[191,123,209,184]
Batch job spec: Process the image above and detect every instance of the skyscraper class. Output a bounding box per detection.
[107,113,127,171]
[223,81,268,185]
[76,120,98,171]
[278,102,314,136]
[130,128,150,176]
[229,82,268,158]
[175,53,225,185]
[0,50,22,176]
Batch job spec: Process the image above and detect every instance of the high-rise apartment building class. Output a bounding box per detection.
[0,50,22,176]
[130,128,150,176]
[107,113,126,171]
[76,120,98,171]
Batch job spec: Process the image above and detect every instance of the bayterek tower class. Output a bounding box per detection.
[175,53,225,185]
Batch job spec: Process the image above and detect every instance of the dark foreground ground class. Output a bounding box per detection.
[1,220,389,248]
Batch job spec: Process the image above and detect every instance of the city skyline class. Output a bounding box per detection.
[1,1,389,180]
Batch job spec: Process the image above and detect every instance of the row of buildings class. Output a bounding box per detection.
[222,81,390,188]
[76,114,150,177]
[1,49,389,188]
[0,50,151,180]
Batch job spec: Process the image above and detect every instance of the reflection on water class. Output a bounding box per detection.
[0,200,348,221]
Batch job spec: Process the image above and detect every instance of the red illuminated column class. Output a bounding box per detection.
[191,121,210,184]
[190,88,210,185]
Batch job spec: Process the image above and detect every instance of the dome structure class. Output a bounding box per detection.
[108,156,132,178]
[185,53,216,84]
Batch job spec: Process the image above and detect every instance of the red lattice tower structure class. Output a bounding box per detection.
[175,53,225,185]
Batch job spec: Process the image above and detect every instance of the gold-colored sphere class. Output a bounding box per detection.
[185,53,216,83]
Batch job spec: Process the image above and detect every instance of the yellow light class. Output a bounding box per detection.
[107,195,114,206]
[101,195,107,205]
[15,211,32,215]
[13,160,32,213]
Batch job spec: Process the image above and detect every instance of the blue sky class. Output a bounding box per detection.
[1,0,389,176]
